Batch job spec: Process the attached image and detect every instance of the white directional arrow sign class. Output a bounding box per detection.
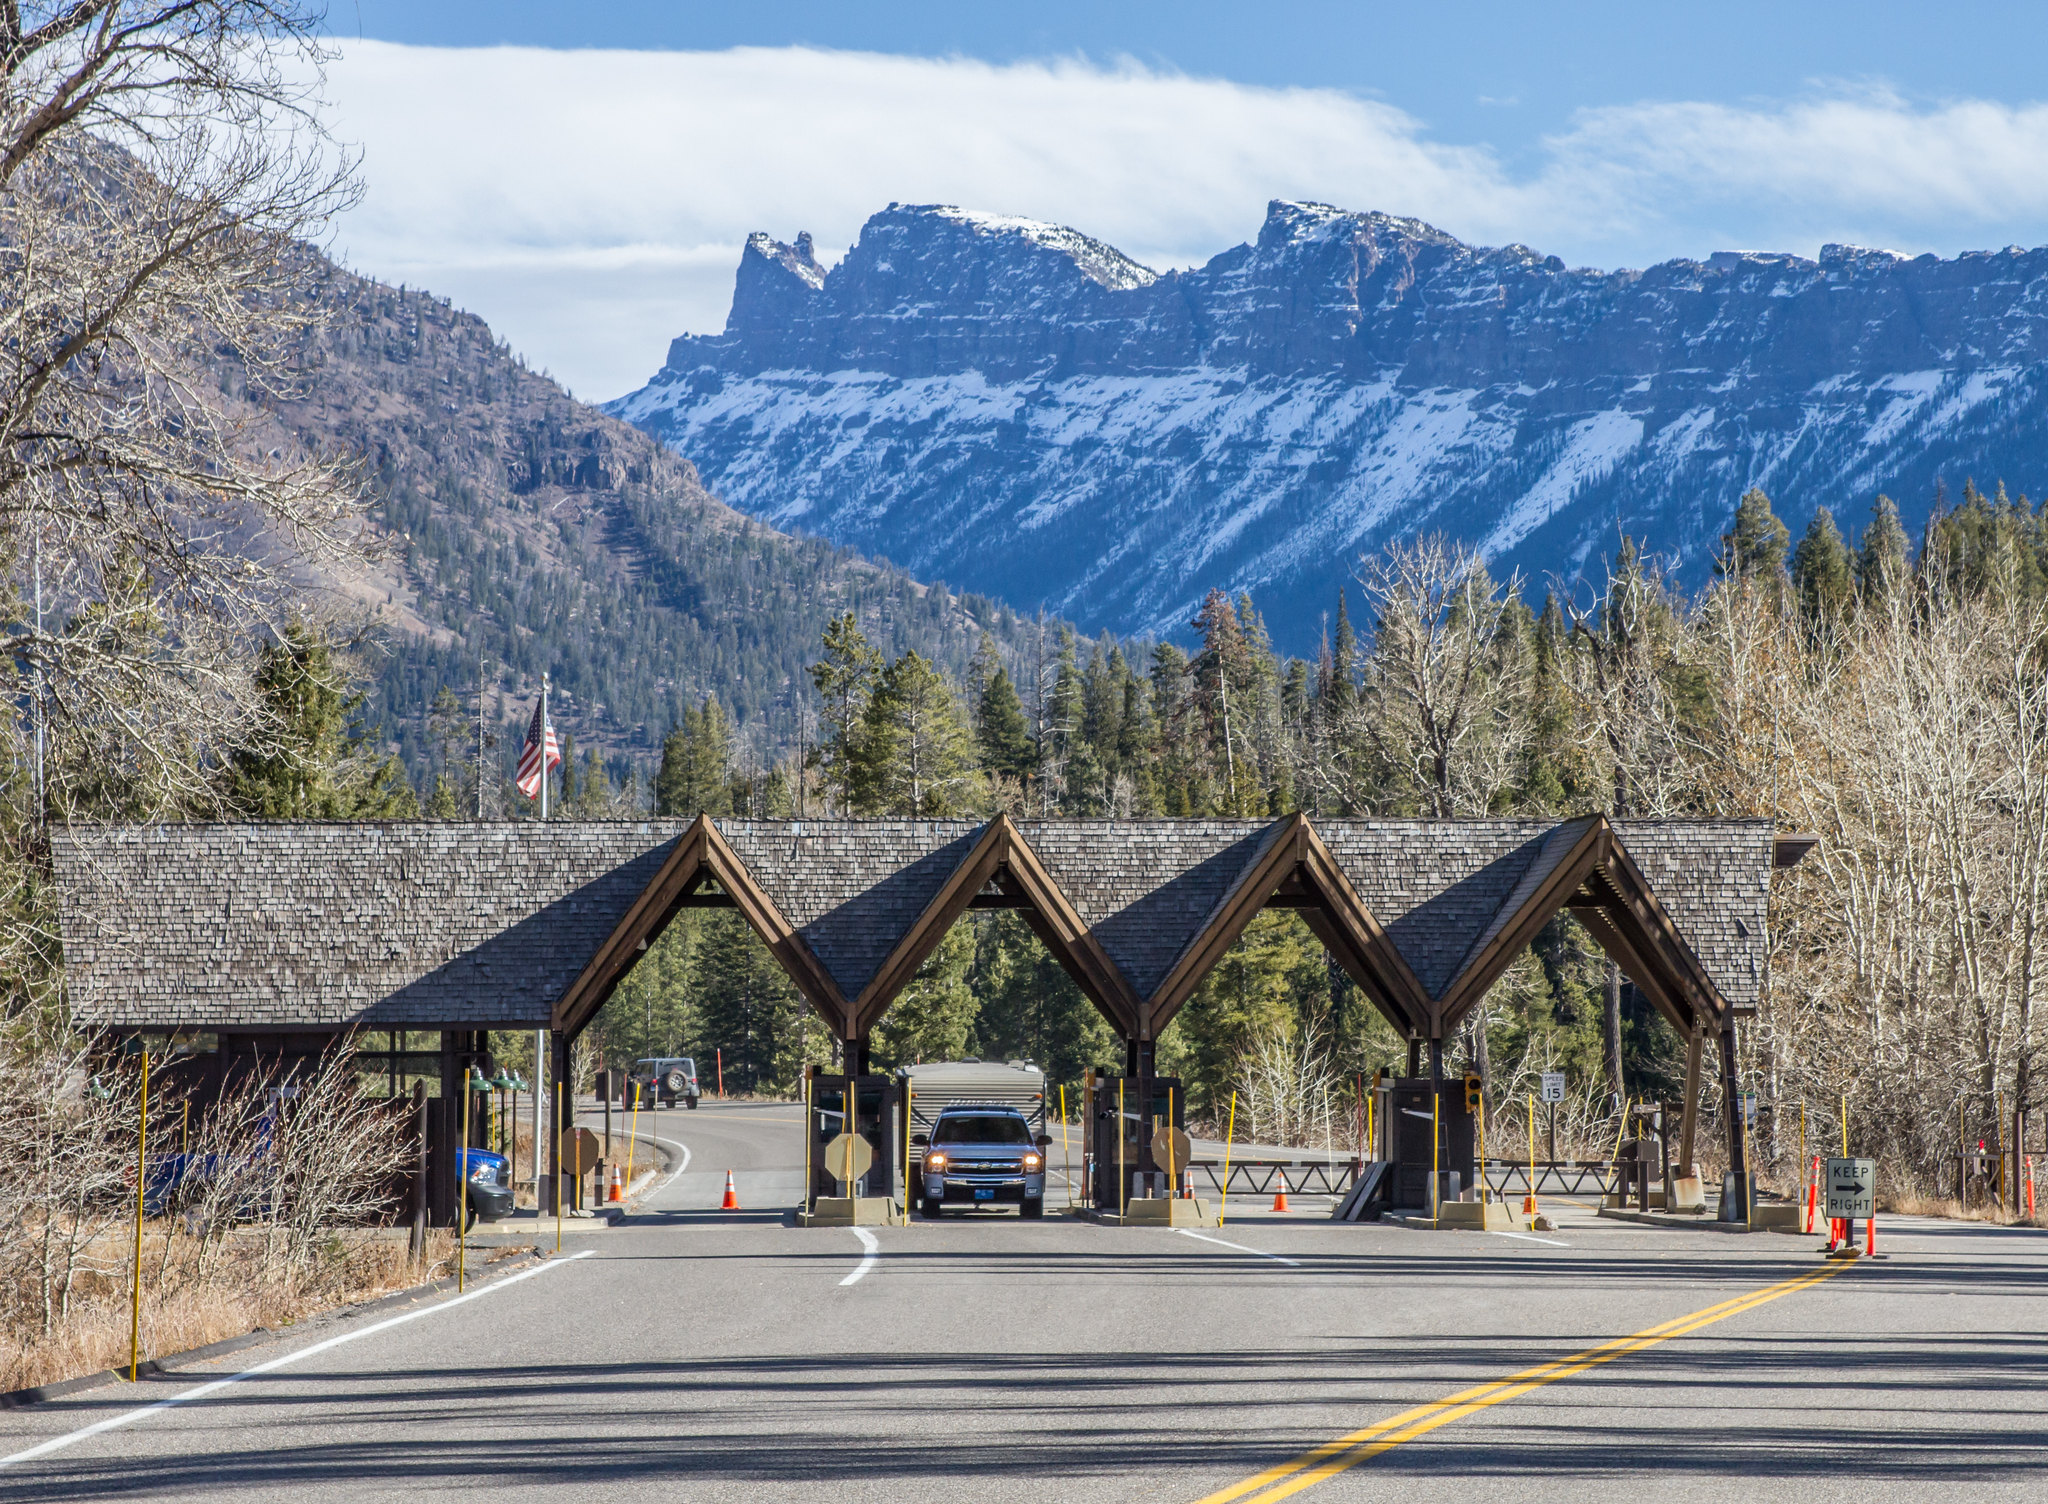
[1825,1157,1876,1219]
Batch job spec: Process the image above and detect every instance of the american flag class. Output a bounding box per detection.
[516,696,561,800]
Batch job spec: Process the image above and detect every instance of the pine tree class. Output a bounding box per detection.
[227,620,418,819]
[973,661,1034,782]
[1856,494,1912,602]
[426,774,462,818]
[692,913,796,1093]
[1328,591,1357,714]
[852,651,976,816]
[1790,507,1855,623]
[654,695,734,817]
[808,612,882,815]
[1717,487,1792,581]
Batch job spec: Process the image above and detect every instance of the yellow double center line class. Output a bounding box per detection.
[1197,1261,1851,1503]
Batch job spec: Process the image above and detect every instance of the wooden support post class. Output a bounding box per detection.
[409,1080,428,1262]
[1428,1036,1444,1201]
[1677,1027,1703,1179]
[1719,1024,1747,1217]
[544,1030,568,1214]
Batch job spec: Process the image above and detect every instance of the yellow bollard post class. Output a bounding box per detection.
[903,1080,913,1225]
[459,1070,470,1293]
[1165,1087,1176,1199]
[130,1048,149,1382]
[843,1083,854,1194]
[1221,1090,1237,1227]
[1366,1073,1376,1162]
[1059,1085,1071,1210]
[1526,1092,1538,1217]
[1840,1090,1848,1159]
[623,1083,640,1203]
[554,1080,564,1254]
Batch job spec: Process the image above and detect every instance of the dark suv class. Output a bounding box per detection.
[915,1105,1049,1218]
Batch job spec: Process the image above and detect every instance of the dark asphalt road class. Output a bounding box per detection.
[2,1100,2042,1502]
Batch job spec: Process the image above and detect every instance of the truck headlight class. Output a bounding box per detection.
[1023,1153,1042,1170]
[468,1163,495,1184]
[925,1152,947,1171]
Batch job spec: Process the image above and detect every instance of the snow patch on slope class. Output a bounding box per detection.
[1481,410,1645,557]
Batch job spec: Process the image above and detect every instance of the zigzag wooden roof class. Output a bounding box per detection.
[54,815,1788,1041]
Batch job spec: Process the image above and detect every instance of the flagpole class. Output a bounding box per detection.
[535,674,549,1218]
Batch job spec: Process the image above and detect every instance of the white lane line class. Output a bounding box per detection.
[576,1114,688,1198]
[1490,1229,1570,1247]
[659,1139,691,1190]
[0,1250,596,1469]
[839,1227,880,1286]
[1175,1229,1301,1266]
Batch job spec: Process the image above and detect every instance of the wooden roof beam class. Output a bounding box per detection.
[552,815,850,1042]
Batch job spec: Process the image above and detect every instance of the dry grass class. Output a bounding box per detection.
[0,1223,472,1393]
[1877,1188,2044,1226]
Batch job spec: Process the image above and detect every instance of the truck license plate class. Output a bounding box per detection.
[974,1188,995,1200]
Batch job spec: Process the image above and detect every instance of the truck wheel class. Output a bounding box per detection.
[921,1197,943,1220]
[1021,1197,1044,1219]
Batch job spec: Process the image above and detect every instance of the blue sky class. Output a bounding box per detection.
[313,4,2048,397]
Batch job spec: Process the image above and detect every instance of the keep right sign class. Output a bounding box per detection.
[1825,1157,1876,1219]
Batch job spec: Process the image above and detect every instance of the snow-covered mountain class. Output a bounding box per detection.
[609,200,2048,647]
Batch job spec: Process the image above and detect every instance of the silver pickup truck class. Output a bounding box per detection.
[914,1103,1050,1218]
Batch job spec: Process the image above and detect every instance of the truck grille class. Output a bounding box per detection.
[944,1159,1024,1177]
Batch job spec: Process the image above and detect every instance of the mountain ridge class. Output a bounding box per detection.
[612,198,2048,647]
[244,248,1059,785]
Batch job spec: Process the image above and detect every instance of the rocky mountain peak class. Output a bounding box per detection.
[615,200,2048,650]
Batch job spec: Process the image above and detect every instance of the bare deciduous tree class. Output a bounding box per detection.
[2,2,367,829]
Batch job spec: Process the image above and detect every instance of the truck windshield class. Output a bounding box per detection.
[936,1115,1030,1145]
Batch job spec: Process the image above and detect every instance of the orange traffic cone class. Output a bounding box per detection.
[1272,1170,1290,1213]
[721,1170,739,1210]
[1865,1213,1876,1257]
[607,1165,623,1203]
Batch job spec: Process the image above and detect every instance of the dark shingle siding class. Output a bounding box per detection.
[1613,820,1772,1009]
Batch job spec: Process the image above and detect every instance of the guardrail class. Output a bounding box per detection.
[1185,1158,1360,1195]
[1481,1160,1621,1197]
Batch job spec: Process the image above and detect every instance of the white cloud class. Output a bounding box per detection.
[311,42,2048,399]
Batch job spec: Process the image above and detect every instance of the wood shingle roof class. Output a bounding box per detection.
[53,815,1780,1038]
